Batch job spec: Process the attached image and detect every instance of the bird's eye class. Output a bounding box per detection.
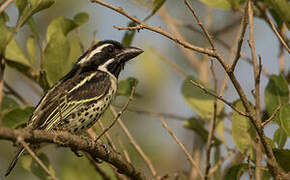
[107,46,114,53]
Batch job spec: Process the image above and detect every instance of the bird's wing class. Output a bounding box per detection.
[28,71,112,130]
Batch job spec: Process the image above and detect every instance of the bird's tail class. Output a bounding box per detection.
[5,146,25,176]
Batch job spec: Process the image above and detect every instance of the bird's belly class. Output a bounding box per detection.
[58,85,116,134]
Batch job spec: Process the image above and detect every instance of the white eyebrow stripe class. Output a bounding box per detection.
[78,43,111,64]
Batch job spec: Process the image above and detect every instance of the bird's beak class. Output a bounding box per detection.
[117,46,144,62]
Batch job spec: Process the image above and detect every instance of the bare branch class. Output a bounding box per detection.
[262,105,281,127]
[204,61,218,179]
[159,117,204,180]
[231,9,248,71]
[0,126,148,180]
[190,80,249,117]
[184,0,216,50]
[91,0,217,58]
[254,2,290,53]
[0,0,13,14]
[20,140,58,180]
[207,149,235,176]
[110,106,157,177]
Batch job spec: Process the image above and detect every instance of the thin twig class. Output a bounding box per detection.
[116,135,131,163]
[0,0,13,14]
[278,23,286,74]
[207,149,235,177]
[204,61,218,179]
[97,120,118,152]
[110,106,157,178]
[190,80,248,117]
[231,9,248,71]
[96,84,136,141]
[219,18,244,96]
[20,139,58,180]
[248,155,253,180]
[254,135,262,180]
[184,0,216,50]
[262,105,281,127]
[159,117,204,180]
[253,2,290,53]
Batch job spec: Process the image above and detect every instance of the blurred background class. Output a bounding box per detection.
[0,0,289,179]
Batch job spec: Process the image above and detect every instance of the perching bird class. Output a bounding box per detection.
[5,40,143,176]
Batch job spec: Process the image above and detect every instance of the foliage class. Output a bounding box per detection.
[0,0,289,179]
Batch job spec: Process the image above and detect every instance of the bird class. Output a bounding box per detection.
[5,40,143,176]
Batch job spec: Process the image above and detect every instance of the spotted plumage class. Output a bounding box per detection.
[5,40,143,176]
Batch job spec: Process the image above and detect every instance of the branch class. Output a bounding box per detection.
[254,2,290,53]
[0,126,148,180]
[184,0,216,50]
[262,105,281,127]
[20,140,58,180]
[90,0,216,58]
[204,61,218,179]
[110,106,157,177]
[231,8,248,71]
[190,80,248,117]
[159,117,204,180]
[0,0,13,14]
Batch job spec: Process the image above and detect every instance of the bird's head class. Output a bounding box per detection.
[76,40,143,78]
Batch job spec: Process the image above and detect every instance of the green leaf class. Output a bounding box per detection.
[73,12,89,26]
[30,0,55,15]
[46,16,77,42]
[0,96,19,116]
[184,117,221,146]
[232,100,256,156]
[28,18,41,40]
[68,37,82,69]
[2,106,34,128]
[224,163,248,180]
[144,0,166,21]
[5,38,31,67]
[117,77,139,97]
[280,103,290,136]
[265,74,289,123]
[15,0,28,15]
[43,32,70,86]
[26,36,38,69]
[274,128,287,148]
[17,0,55,27]
[152,0,166,15]
[21,153,55,180]
[181,76,224,120]
[216,119,226,146]
[122,22,136,47]
[265,0,290,29]
[0,20,9,54]
[273,148,290,172]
